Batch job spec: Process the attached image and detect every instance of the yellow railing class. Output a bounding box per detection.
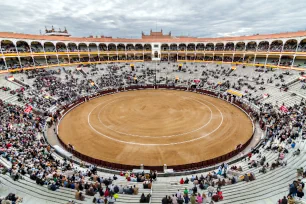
[5,60,145,73]
[2,50,306,58]
[1,59,305,74]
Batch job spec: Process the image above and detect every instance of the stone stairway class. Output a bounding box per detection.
[150,137,306,203]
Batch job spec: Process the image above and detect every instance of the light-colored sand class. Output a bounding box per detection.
[58,90,253,166]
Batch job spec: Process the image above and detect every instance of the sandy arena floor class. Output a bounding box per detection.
[58,90,253,166]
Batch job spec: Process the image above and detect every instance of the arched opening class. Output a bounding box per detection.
[56,42,67,52]
[16,41,30,53]
[283,39,297,52]
[270,40,283,52]
[99,43,107,51]
[126,44,135,51]
[30,41,43,53]
[235,42,245,51]
[257,41,269,52]
[178,43,186,51]
[117,44,125,51]
[205,43,214,51]
[44,42,56,52]
[246,41,257,51]
[215,43,224,51]
[187,43,195,51]
[298,39,306,52]
[144,44,152,51]
[108,43,116,51]
[135,44,143,51]
[170,44,178,51]
[1,40,16,53]
[225,42,234,51]
[161,44,169,51]
[78,43,88,52]
[196,43,204,51]
[89,43,98,52]
[68,43,78,52]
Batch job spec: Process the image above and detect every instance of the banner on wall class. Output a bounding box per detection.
[227,89,243,97]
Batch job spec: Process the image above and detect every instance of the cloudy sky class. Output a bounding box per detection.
[1,0,306,38]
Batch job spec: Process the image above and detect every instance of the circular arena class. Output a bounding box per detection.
[58,89,253,167]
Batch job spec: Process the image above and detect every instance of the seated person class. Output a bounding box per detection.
[293,149,301,156]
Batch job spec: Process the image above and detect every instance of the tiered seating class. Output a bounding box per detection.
[0,62,305,204]
[151,135,306,203]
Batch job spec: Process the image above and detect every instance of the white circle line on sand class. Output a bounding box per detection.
[96,96,213,138]
[87,96,224,146]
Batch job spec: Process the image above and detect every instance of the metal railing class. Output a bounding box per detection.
[54,85,263,173]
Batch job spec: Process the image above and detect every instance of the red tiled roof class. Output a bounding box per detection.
[0,31,306,43]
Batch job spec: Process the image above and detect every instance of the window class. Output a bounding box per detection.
[154,44,159,48]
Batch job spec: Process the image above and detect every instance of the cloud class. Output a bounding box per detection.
[0,0,305,38]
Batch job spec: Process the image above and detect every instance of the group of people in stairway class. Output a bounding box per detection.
[174,164,236,203]
[0,193,23,204]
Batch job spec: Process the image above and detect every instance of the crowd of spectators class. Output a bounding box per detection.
[0,62,305,203]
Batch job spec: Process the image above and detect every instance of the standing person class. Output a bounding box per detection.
[297,187,304,199]
[202,193,208,203]
[184,194,190,204]
[190,194,196,204]
[162,195,168,204]
[207,185,214,197]
[172,194,178,204]
[196,193,203,203]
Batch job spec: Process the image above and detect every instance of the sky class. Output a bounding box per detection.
[0,0,306,38]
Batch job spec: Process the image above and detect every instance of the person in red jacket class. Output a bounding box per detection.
[104,188,109,197]
[180,178,184,184]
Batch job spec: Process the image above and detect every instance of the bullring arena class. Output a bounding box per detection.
[0,27,305,204]
[58,90,253,167]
